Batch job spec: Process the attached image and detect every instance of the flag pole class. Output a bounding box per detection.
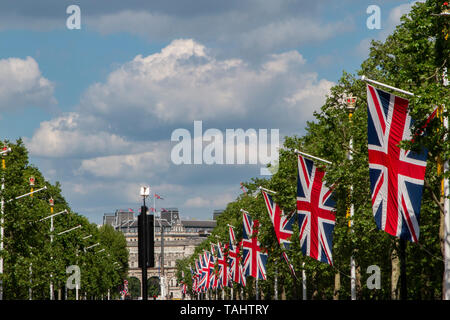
[345,95,358,300]
[258,186,277,194]
[293,149,332,165]
[361,75,415,97]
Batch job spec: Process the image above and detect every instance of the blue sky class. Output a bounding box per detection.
[0,0,421,224]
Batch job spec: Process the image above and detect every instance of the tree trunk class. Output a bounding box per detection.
[391,245,401,300]
[440,185,445,299]
[356,265,362,299]
[333,272,340,300]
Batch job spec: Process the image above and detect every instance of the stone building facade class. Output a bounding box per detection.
[103,208,217,299]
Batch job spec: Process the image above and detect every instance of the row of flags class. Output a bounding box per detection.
[186,83,437,294]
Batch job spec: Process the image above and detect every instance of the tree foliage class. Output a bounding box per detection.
[177,0,449,300]
[0,139,128,300]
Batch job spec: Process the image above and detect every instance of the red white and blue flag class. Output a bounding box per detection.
[190,265,198,293]
[204,251,215,290]
[209,245,219,290]
[367,84,428,242]
[228,225,246,286]
[242,212,268,280]
[297,154,336,265]
[261,190,297,277]
[216,242,230,288]
[197,254,208,292]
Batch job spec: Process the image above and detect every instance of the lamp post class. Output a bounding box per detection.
[40,208,68,300]
[140,185,150,301]
[56,224,82,301]
[157,216,172,300]
[0,145,10,300]
[432,1,450,300]
[29,176,35,198]
[0,148,45,300]
[345,94,358,300]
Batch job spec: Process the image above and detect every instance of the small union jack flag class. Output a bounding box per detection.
[154,194,163,200]
[297,154,336,265]
[228,225,246,286]
[242,212,268,280]
[197,254,208,292]
[216,242,230,288]
[205,251,215,290]
[261,189,297,277]
[367,84,429,242]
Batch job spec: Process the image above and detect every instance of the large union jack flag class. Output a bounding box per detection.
[297,154,336,265]
[261,189,297,277]
[228,226,246,286]
[367,84,428,242]
[242,212,268,280]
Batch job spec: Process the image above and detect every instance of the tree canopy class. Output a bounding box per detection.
[177,0,449,300]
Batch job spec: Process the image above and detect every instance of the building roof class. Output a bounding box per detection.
[181,220,216,228]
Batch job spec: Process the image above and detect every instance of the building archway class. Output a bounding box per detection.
[148,276,160,299]
[127,276,141,300]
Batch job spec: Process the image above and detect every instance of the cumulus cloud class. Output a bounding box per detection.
[26,38,333,222]
[25,113,131,158]
[0,56,56,111]
[184,193,234,208]
[75,39,333,135]
[78,148,171,179]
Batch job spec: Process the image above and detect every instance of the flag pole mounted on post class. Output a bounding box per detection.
[362,76,430,301]
[344,93,358,300]
[431,2,450,300]
[361,75,415,97]
[293,149,332,165]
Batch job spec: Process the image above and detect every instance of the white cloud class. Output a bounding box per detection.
[184,193,234,208]
[27,38,333,223]
[0,56,56,111]
[25,112,132,158]
[74,39,332,133]
[78,148,171,179]
[85,5,352,55]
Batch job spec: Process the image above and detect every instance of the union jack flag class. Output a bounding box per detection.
[209,245,219,290]
[181,281,187,295]
[197,254,208,292]
[205,251,215,290]
[297,154,336,265]
[242,212,268,280]
[261,190,297,277]
[367,84,429,242]
[190,265,198,293]
[216,242,230,288]
[228,225,246,286]
[154,194,163,200]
